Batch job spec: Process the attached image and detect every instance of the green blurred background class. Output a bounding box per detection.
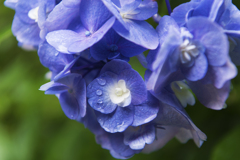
[0,0,240,160]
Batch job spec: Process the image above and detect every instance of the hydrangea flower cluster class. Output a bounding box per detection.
[4,0,240,158]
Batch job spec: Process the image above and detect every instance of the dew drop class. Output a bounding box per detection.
[97,78,106,86]
[85,31,91,37]
[97,99,103,104]
[96,89,103,96]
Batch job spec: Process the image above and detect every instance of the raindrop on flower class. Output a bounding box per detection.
[96,89,103,96]
[97,78,106,86]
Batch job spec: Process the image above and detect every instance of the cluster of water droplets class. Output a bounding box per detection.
[94,78,107,108]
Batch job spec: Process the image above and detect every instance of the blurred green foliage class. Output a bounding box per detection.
[0,0,240,160]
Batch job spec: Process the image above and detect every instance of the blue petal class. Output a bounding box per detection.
[187,17,223,40]
[117,37,147,57]
[58,74,87,118]
[191,0,214,17]
[188,80,231,110]
[124,124,155,150]
[142,126,179,153]
[181,51,208,81]
[127,0,158,20]
[38,41,74,73]
[100,59,132,75]
[157,16,180,45]
[59,91,81,119]
[171,2,199,26]
[147,27,182,91]
[4,0,18,9]
[200,58,237,89]
[90,28,121,60]
[15,0,39,24]
[208,0,224,21]
[12,15,41,46]
[119,0,141,13]
[200,31,228,66]
[87,71,118,114]
[155,101,207,147]
[46,30,84,53]
[68,16,116,53]
[218,2,240,32]
[109,132,142,158]
[119,69,147,105]
[45,84,69,94]
[132,93,159,126]
[95,106,134,133]
[62,0,81,7]
[101,0,130,30]
[81,106,104,135]
[43,1,80,36]
[113,20,158,49]
[80,0,112,32]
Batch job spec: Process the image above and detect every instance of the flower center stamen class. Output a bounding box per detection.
[180,39,199,64]
[109,79,131,107]
[28,6,39,22]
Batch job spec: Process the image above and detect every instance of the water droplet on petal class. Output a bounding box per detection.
[97,99,103,104]
[96,89,102,96]
[85,31,91,37]
[97,78,106,86]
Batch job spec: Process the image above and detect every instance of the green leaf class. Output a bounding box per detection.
[211,125,240,160]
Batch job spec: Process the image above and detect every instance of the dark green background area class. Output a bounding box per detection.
[0,0,240,159]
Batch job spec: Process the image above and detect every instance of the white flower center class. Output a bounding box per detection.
[180,39,199,64]
[109,79,131,107]
[28,6,39,22]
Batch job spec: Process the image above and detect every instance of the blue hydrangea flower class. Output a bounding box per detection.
[90,28,147,61]
[6,0,57,47]
[171,0,240,65]
[91,90,205,157]
[46,0,115,54]
[40,73,86,120]
[87,60,162,133]
[101,0,159,49]
[147,16,237,110]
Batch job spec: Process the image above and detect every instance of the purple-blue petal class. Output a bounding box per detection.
[43,1,80,35]
[46,30,84,53]
[188,80,231,110]
[100,59,132,75]
[109,132,142,158]
[95,106,134,133]
[187,17,223,40]
[12,15,41,46]
[128,0,158,20]
[171,2,199,26]
[113,19,158,50]
[87,71,118,114]
[68,16,115,53]
[80,0,112,32]
[119,69,147,105]
[124,124,155,150]
[101,0,130,30]
[200,31,228,66]
[200,58,237,89]
[181,51,208,81]
[132,93,159,126]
